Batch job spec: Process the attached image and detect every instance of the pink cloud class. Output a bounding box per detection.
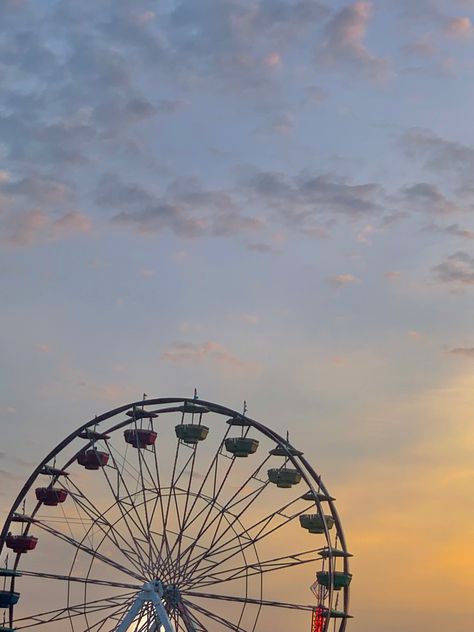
[1,210,92,247]
[161,341,263,374]
[321,1,388,80]
[445,16,474,38]
[326,274,359,287]
[35,343,52,353]
[52,211,92,237]
[263,52,281,67]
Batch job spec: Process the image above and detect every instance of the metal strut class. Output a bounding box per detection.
[115,581,173,632]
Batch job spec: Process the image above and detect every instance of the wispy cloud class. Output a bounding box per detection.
[401,127,474,175]
[401,182,458,214]
[432,251,474,287]
[448,346,474,357]
[326,273,359,287]
[422,223,474,240]
[161,341,263,373]
[319,2,388,80]
[0,209,92,247]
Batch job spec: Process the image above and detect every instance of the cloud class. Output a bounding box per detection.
[107,167,385,241]
[167,0,329,91]
[445,16,474,37]
[110,175,262,239]
[161,341,263,373]
[401,127,474,175]
[244,168,382,228]
[257,113,295,136]
[35,343,52,353]
[319,1,388,80]
[302,85,328,106]
[263,51,282,67]
[0,209,92,247]
[422,223,474,240]
[384,271,401,281]
[448,346,474,358]
[402,34,436,58]
[245,242,282,254]
[326,273,359,287]
[2,175,75,205]
[432,251,474,287]
[401,183,457,214]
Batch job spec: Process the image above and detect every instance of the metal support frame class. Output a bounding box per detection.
[115,581,172,632]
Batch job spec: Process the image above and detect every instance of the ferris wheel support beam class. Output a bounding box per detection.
[115,581,173,632]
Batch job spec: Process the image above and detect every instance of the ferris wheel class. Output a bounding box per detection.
[0,395,353,632]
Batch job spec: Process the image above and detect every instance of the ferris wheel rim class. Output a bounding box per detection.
[0,395,351,632]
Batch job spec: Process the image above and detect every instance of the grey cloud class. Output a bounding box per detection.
[2,175,76,205]
[448,346,474,357]
[168,0,329,91]
[92,97,160,129]
[401,183,457,214]
[107,167,380,241]
[110,175,262,239]
[301,85,328,106]
[96,174,155,210]
[246,242,281,254]
[401,127,474,174]
[432,251,474,286]
[422,223,474,239]
[256,113,295,136]
[319,2,388,80]
[245,168,381,224]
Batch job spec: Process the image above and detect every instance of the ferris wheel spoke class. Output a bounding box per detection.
[185,547,323,590]
[63,478,152,577]
[167,421,233,555]
[33,518,144,581]
[134,435,169,577]
[99,444,162,576]
[102,441,155,533]
[176,602,209,632]
[176,453,271,578]
[13,590,136,628]
[161,446,202,583]
[15,569,140,589]
[179,480,274,582]
[172,444,198,575]
[184,495,307,582]
[147,442,175,581]
[184,591,315,612]
[182,598,250,632]
[156,431,186,572]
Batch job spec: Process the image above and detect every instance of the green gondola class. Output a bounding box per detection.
[175,424,209,444]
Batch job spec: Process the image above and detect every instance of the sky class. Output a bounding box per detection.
[1,0,474,630]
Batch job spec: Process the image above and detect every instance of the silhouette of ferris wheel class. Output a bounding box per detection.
[0,394,352,631]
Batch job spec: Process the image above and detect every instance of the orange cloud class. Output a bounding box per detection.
[446,16,474,38]
[326,273,359,287]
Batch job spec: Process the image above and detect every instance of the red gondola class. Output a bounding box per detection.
[124,428,157,448]
[77,449,109,470]
[35,487,68,506]
[5,533,38,554]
